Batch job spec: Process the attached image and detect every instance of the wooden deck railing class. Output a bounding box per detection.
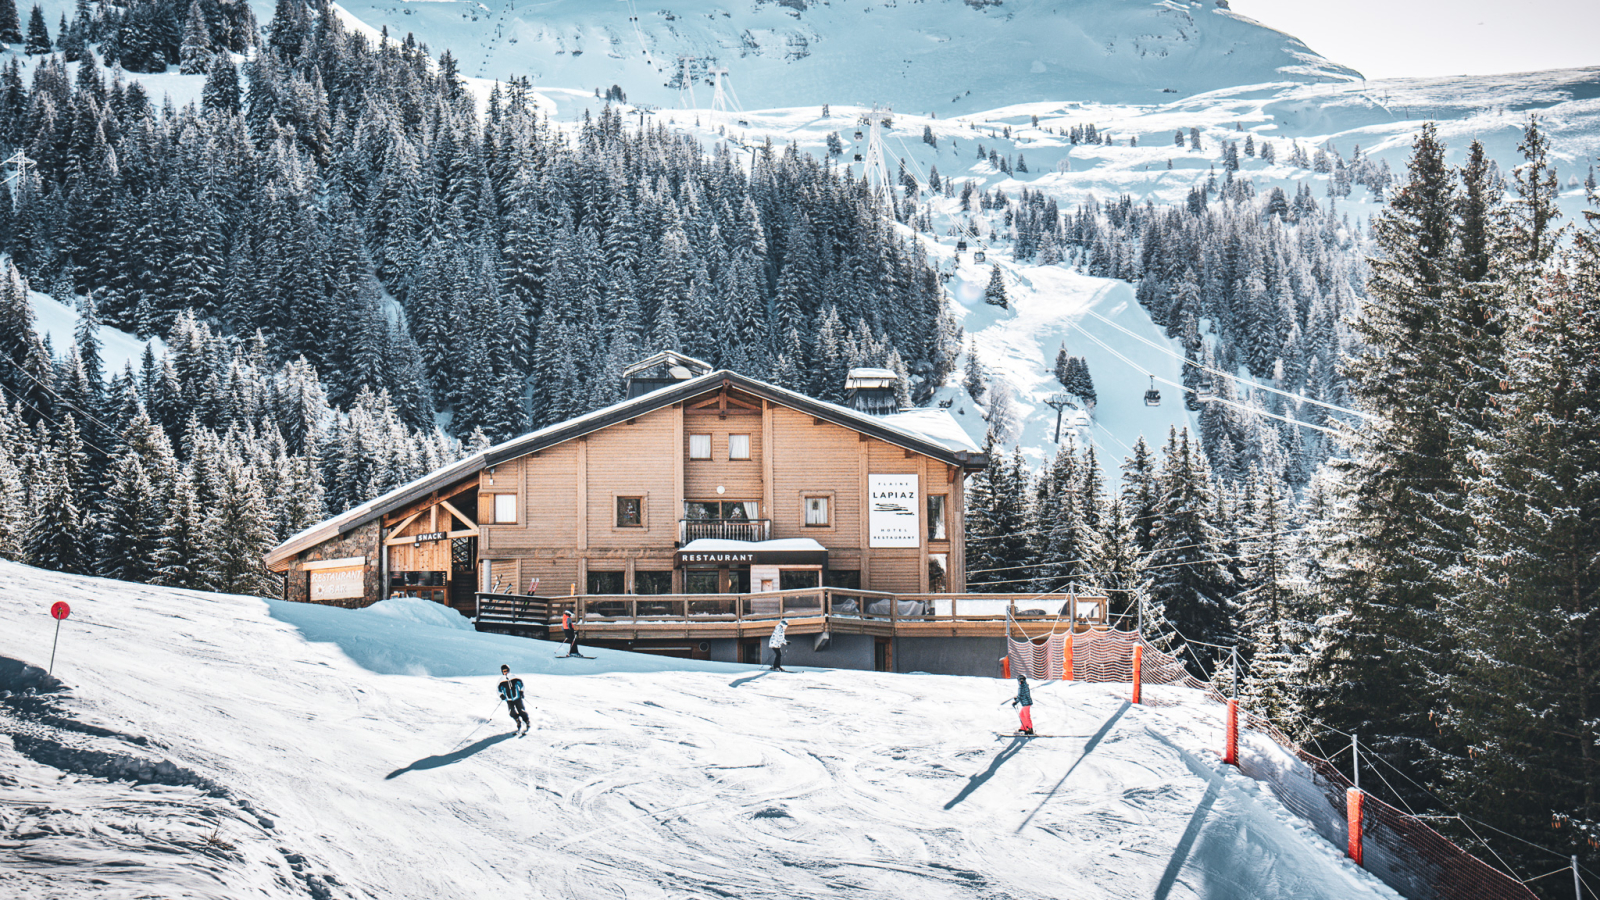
[474,590,1110,638]
[677,518,772,543]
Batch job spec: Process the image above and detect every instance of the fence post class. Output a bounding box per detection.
[1132,644,1143,704]
[1002,656,1010,679]
[1574,855,1580,900]
[1347,732,1363,866]
[1063,634,1073,682]
[1346,787,1364,865]
[1225,699,1239,766]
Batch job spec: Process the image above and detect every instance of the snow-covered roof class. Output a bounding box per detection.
[846,367,898,380]
[680,538,827,554]
[267,369,986,569]
[879,408,983,455]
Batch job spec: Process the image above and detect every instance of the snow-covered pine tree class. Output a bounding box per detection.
[1304,123,1468,806]
[982,264,1008,309]
[26,414,89,574]
[1147,427,1235,675]
[22,3,46,53]
[1442,186,1600,879]
[965,441,1034,593]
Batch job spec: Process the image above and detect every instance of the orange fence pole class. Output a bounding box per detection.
[1063,636,1073,682]
[1224,699,1239,766]
[1002,656,1011,679]
[1131,645,1143,704]
[1346,788,1364,865]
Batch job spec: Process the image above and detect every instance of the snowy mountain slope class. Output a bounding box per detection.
[0,560,1400,899]
[319,0,1359,113]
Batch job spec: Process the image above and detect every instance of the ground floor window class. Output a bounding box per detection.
[685,569,720,594]
[779,569,821,590]
[824,570,861,590]
[635,570,674,595]
[587,571,625,594]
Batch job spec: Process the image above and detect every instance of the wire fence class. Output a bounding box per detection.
[1007,628,1538,900]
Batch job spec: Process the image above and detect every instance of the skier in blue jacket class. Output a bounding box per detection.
[1011,674,1034,735]
[499,665,530,735]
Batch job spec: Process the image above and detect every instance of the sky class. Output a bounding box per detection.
[1227,0,1600,80]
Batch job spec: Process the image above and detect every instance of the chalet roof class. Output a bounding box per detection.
[265,370,986,571]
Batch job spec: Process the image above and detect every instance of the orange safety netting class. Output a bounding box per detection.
[1007,626,1538,900]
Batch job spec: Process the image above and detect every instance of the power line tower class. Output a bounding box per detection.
[856,105,893,206]
[708,66,742,114]
[675,55,699,109]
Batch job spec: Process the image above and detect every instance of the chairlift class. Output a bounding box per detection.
[1144,376,1161,407]
[854,130,864,140]
[974,250,986,263]
[853,153,864,162]
[956,240,968,252]
[1197,376,1216,401]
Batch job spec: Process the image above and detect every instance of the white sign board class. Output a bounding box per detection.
[310,567,365,602]
[868,474,920,548]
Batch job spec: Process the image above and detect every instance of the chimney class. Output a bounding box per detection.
[845,367,901,416]
[621,351,714,399]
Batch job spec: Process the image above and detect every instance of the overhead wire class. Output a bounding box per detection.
[1065,319,1345,436]
[965,524,1309,575]
[1081,307,1371,421]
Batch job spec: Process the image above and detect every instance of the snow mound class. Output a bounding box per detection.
[361,596,478,632]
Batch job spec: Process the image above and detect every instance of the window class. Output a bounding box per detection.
[685,501,759,520]
[780,570,821,590]
[729,434,751,460]
[927,495,947,542]
[685,570,720,594]
[689,434,712,459]
[484,493,517,524]
[587,571,625,594]
[804,496,829,527]
[825,570,861,590]
[616,496,643,527]
[928,553,949,593]
[635,571,674,595]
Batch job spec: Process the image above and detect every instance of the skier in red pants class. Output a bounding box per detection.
[1011,674,1034,735]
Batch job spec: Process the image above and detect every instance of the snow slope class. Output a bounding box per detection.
[0,560,1400,899]
[319,0,1359,113]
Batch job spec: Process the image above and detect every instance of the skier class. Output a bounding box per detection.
[1010,674,1034,735]
[769,618,789,672]
[561,609,579,657]
[499,665,530,735]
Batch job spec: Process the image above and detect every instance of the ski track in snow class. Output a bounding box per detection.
[0,561,1400,899]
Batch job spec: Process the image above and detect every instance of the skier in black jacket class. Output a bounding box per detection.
[499,665,530,735]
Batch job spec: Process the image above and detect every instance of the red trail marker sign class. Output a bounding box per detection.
[48,601,69,675]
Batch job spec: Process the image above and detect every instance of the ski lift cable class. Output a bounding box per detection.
[0,379,119,458]
[1065,321,1345,436]
[1081,307,1371,421]
[965,525,1310,575]
[0,353,125,437]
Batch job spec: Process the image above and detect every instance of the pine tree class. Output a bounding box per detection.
[966,441,1033,592]
[0,0,21,45]
[26,414,90,574]
[23,3,47,54]
[982,264,1008,309]
[1442,188,1600,878]
[179,0,214,75]
[1147,427,1235,674]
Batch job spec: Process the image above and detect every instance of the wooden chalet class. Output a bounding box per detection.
[265,355,1106,674]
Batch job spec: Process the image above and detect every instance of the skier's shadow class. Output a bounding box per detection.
[943,736,1029,809]
[385,733,513,780]
[729,671,772,688]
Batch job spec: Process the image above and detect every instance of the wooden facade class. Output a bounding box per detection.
[266,371,987,616]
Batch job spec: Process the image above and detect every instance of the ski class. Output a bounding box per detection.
[556,654,596,659]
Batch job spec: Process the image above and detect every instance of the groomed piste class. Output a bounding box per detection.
[0,559,1399,899]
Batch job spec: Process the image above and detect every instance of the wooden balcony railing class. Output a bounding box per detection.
[678,518,771,543]
[563,589,1110,627]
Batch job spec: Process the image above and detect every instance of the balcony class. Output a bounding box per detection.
[679,518,771,543]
